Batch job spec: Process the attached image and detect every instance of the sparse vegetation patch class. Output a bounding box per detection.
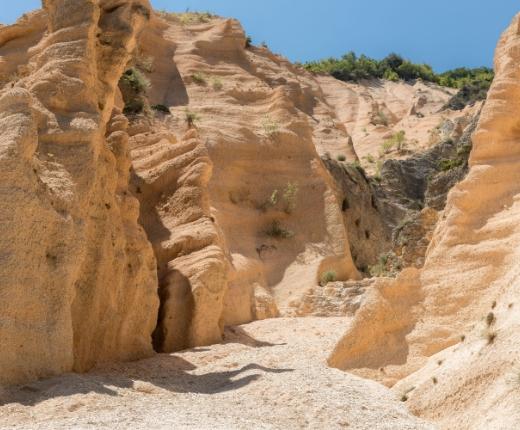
[265,220,294,239]
[119,68,151,115]
[262,115,280,137]
[320,270,337,286]
[185,109,201,128]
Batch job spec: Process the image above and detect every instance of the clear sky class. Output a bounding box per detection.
[3,1,519,72]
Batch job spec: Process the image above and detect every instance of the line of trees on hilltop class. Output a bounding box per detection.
[304,52,493,109]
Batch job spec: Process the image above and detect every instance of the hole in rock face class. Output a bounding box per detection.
[365,230,370,240]
[371,195,378,210]
[342,198,349,211]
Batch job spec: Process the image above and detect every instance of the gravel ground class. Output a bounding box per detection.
[0,317,434,429]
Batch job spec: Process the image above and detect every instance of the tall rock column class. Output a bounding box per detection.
[0,0,158,385]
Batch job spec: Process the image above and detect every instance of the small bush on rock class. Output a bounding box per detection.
[119,68,150,115]
[152,104,170,114]
[191,72,207,85]
[265,220,294,239]
[262,115,280,137]
[282,182,299,214]
[320,270,337,286]
[185,109,201,128]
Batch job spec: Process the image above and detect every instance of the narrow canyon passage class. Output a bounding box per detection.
[1,2,519,429]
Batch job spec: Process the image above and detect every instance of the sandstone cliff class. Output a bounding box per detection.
[128,11,361,349]
[2,3,519,429]
[329,12,520,430]
[0,0,159,385]
[0,3,362,382]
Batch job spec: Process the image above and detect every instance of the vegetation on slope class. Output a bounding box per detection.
[304,52,493,109]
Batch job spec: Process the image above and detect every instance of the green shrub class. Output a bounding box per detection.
[438,158,463,171]
[119,68,150,115]
[245,36,253,48]
[185,109,200,127]
[151,104,170,114]
[380,140,394,155]
[444,77,492,110]
[303,51,494,92]
[373,110,389,126]
[262,115,279,137]
[211,76,223,91]
[383,69,399,82]
[347,160,361,170]
[191,72,207,85]
[120,68,150,94]
[320,270,337,286]
[382,130,406,154]
[265,220,294,239]
[368,252,401,277]
[337,154,346,162]
[363,154,375,164]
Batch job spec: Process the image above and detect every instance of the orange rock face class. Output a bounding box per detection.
[0,0,159,385]
[129,12,360,351]
[0,4,362,382]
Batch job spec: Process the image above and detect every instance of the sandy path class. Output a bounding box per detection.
[0,318,434,429]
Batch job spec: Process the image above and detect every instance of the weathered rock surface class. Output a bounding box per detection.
[3,4,520,430]
[297,280,373,317]
[0,0,158,385]
[129,11,361,342]
[323,157,392,272]
[330,13,520,430]
[318,74,481,172]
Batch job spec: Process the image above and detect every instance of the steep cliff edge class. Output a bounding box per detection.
[329,13,520,430]
[0,0,158,385]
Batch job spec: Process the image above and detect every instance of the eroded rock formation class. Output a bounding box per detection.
[0,0,158,385]
[3,5,520,429]
[0,2,363,384]
[127,11,361,347]
[330,13,520,430]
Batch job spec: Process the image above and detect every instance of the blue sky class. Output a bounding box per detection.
[3,1,519,72]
